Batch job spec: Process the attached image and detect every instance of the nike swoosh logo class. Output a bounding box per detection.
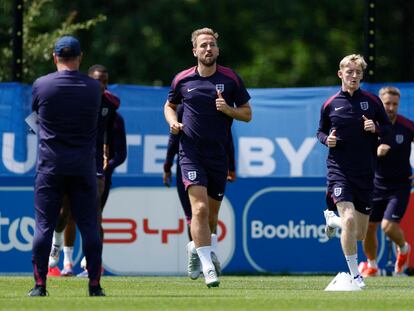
[335,107,344,111]
[187,88,197,92]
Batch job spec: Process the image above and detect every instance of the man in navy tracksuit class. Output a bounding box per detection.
[317,54,391,288]
[29,36,104,296]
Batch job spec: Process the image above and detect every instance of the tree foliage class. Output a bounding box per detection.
[0,0,106,82]
[0,0,412,86]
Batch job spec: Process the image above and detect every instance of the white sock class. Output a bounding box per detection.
[196,246,214,274]
[368,259,378,269]
[63,247,74,266]
[52,231,63,247]
[329,214,342,228]
[399,242,409,254]
[345,254,360,277]
[211,234,218,253]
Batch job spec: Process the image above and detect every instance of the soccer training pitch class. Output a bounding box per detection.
[1,276,413,310]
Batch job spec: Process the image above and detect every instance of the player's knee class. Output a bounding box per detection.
[192,202,209,218]
[356,231,366,241]
[381,220,398,235]
[341,214,355,230]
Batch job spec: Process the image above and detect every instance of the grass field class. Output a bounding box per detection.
[1,275,413,311]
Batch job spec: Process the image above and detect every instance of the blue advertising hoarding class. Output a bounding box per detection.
[0,177,398,275]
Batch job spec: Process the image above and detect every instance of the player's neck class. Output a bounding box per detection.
[342,86,358,97]
[197,63,217,77]
[56,61,80,72]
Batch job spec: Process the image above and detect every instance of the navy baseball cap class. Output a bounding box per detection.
[54,36,81,57]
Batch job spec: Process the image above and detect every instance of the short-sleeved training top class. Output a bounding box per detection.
[168,65,250,157]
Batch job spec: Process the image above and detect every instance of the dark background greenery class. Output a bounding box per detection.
[1,0,413,87]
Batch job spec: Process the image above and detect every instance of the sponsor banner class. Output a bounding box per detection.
[242,187,339,273]
[0,177,407,274]
[102,187,235,275]
[242,186,391,273]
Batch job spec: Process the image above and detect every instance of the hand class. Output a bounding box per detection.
[103,158,109,171]
[326,129,337,148]
[227,171,236,182]
[362,115,376,133]
[377,144,391,157]
[216,91,230,114]
[103,144,109,170]
[163,171,172,187]
[170,121,184,135]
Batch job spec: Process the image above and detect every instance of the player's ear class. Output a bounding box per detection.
[337,69,343,79]
[192,48,197,57]
[52,53,58,65]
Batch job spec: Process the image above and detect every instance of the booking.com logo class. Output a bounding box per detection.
[250,219,334,243]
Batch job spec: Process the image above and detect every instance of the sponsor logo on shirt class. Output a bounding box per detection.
[188,171,197,181]
[187,88,197,92]
[395,134,404,144]
[360,101,369,111]
[334,106,344,111]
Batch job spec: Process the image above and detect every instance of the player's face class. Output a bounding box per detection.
[193,34,219,67]
[381,93,400,122]
[90,70,108,92]
[338,62,363,92]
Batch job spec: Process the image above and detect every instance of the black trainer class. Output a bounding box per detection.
[89,285,105,296]
[28,285,48,297]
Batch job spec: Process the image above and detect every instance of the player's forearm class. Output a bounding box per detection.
[164,101,178,125]
[226,103,252,122]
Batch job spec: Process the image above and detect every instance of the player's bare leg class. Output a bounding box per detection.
[337,202,368,287]
[188,185,219,287]
[382,219,410,274]
[361,222,380,276]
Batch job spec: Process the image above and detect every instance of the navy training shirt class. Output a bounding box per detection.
[317,88,392,176]
[32,70,101,175]
[375,114,414,188]
[168,65,250,157]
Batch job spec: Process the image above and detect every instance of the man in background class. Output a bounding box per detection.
[48,64,124,278]
[359,86,413,277]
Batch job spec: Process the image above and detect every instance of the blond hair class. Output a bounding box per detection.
[191,27,219,47]
[379,86,401,98]
[339,54,367,70]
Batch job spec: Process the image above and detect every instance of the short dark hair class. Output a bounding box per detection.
[88,64,108,75]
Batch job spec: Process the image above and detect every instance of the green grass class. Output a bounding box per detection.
[1,276,413,311]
